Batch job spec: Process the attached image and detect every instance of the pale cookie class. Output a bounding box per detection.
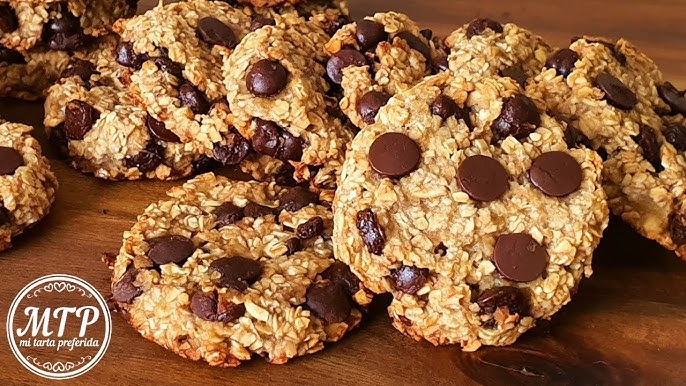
[224,13,352,191]
[446,18,552,87]
[0,0,137,51]
[527,36,686,259]
[333,72,608,350]
[109,173,370,366]
[325,12,446,128]
[0,46,70,100]
[0,119,58,251]
[44,38,213,180]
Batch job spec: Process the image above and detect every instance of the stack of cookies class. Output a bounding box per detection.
[1,0,680,369]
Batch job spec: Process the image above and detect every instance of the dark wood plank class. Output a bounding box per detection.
[1,1,685,385]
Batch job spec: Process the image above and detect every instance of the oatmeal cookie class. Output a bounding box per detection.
[0,45,70,100]
[527,36,686,259]
[324,12,446,128]
[109,173,370,366]
[224,13,352,190]
[446,18,552,87]
[333,72,608,350]
[0,119,58,251]
[0,0,137,51]
[235,0,305,8]
[43,38,213,180]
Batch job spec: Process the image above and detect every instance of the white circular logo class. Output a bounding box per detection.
[6,274,112,380]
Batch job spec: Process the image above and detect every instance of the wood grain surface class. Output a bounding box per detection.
[1,0,686,385]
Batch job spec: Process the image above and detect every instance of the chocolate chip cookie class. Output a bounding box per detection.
[446,17,552,87]
[0,119,58,251]
[325,12,446,128]
[44,37,212,180]
[0,0,137,51]
[528,36,686,259]
[109,173,370,366]
[333,72,609,350]
[224,12,353,191]
[1,46,71,100]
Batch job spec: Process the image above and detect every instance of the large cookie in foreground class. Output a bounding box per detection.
[325,12,446,129]
[333,72,608,350]
[527,36,686,259]
[0,119,58,251]
[109,173,370,366]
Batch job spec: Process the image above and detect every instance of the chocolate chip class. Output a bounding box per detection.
[500,66,528,88]
[546,49,579,78]
[243,202,275,219]
[664,124,686,152]
[493,233,548,282]
[278,187,318,212]
[246,59,288,97]
[284,238,302,254]
[125,143,163,173]
[115,42,147,69]
[250,16,275,31]
[306,281,351,323]
[632,125,663,171]
[669,213,686,246]
[491,94,541,142]
[466,18,503,39]
[595,72,637,110]
[216,298,246,322]
[191,155,219,175]
[179,83,210,115]
[657,82,686,115]
[297,216,325,239]
[358,90,391,125]
[529,151,582,197]
[458,155,509,202]
[0,147,23,175]
[146,115,180,143]
[42,10,84,50]
[355,19,388,51]
[390,265,430,294]
[0,4,18,33]
[190,291,217,321]
[153,57,183,78]
[431,95,457,119]
[210,256,262,291]
[61,59,97,83]
[368,132,421,178]
[455,106,474,130]
[356,208,386,255]
[326,49,368,84]
[197,17,238,49]
[212,132,250,165]
[476,286,529,316]
[64,100,99,140]
[0,45,25,64]
[419,29,433,41]
[147,235,195,266]
[563,124,592,149]
[395,31,431,60]
[214,202,244,227]
[321,261,360,295]
[431,55,449,74]
[251,119,303,161]
[112,269,142,304]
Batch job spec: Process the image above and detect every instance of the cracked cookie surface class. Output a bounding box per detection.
[325,12,446,129]
[0,119,58,251]
[109,173,370,366]
[333,72,608,350]
[527,37,686,259]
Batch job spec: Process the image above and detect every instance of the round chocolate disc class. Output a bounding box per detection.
[529,151,582,197]
[493,233,548,282]
[595,72,637,110]
[0,147,24,175]
[457,155,509,202]
[368,132,421,178]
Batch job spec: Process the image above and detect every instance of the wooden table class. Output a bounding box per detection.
[1,0,686,384]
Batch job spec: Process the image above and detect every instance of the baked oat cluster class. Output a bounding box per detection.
[0,119,57,251]
[109,173,370,366]
[0,0,138,99]
[333,72,609,350]
[527,37,686,259]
